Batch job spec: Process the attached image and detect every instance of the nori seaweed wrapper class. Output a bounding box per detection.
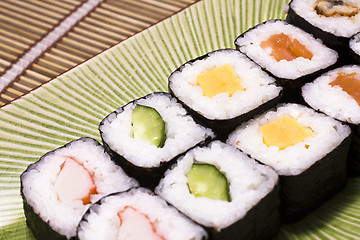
[235,19,339,103]
[168,49,282,140]
[347,124,360,176]
[99,92,215,190]
[349,33,360,65]
[279,134,351,222]
[207,183,280,240]
[286,0,353,64]
[76,188,208,240]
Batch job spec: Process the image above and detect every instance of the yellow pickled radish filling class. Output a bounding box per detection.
[196,64,245,98]
[260,115,314,150]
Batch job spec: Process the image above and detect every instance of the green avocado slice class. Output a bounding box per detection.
[131,104,166,148]
[186,163,230,202]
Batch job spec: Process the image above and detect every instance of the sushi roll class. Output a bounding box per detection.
[302,65,360,174]
[155,141,280,240]
[235,20,338,103]
[286,0,360,60]
[350,32,360,64]
[76,188,208,240]
[99,92,214,189]
[227,104,351,221]
[168,49,282,139]
[20,137,138,240]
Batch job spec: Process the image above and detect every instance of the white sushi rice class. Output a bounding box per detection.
[235,20,338,79]
[302,65,360,124]
[350,33,360,55]
[21,138,139,239]
[155,141,278,231]
[227,104,351,176]
[100,93,214,168]
[168,49,282,120]
[77,188,208,240]
[290,0,360,38]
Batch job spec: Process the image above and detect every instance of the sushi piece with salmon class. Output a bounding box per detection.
[76,188,208,240]
[20,137,138,240]
[227,104,351,221]
[99,92,214,189]
[302,65,360,174]
[168,49,282,139]
[235,20,338,103]
[155,141,280,240]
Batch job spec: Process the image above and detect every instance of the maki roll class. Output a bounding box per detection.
[286,0,360,60]
[350,32,360,64]
[77,188,208,240]
[20,137,138,240]
[235,20,338,102]
[99,92,214,189]
[155,141,280,240]
[168,49,282,139]
[227,104,351,221]
[302,65,360,173]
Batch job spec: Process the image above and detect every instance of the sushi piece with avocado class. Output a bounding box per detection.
[99,92,215,189]
[227,103,352,221]
[20,138,138,240]
[168,49,282,140]
[155,141,280,240]
[76,188,208,240]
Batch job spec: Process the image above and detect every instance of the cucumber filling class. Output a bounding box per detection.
[186,163,230,202]
[131,104,166,148]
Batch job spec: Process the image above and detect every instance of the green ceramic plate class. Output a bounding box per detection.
[1,0,360,239]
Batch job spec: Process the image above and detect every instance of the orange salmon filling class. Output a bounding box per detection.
[260,33,313,62]
[329,72,360,106]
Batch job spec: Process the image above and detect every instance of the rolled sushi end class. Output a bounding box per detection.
[168,49,282,138]
[76,188,208,240]
[286,0,360,59]
[99,92,215,189]
[186,163,230,202]
[156,141,279,239]
[227,103,352,221]
[20,138,138,239]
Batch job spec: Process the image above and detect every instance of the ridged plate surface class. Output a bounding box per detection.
[1,0,359,239]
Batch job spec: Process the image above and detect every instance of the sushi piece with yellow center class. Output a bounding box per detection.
[227,103,351,221]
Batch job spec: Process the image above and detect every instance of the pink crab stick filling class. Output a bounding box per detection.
[54,156,97,205]
[117,206,165,240]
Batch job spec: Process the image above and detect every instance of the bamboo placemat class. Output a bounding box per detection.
[0,0,199,106]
